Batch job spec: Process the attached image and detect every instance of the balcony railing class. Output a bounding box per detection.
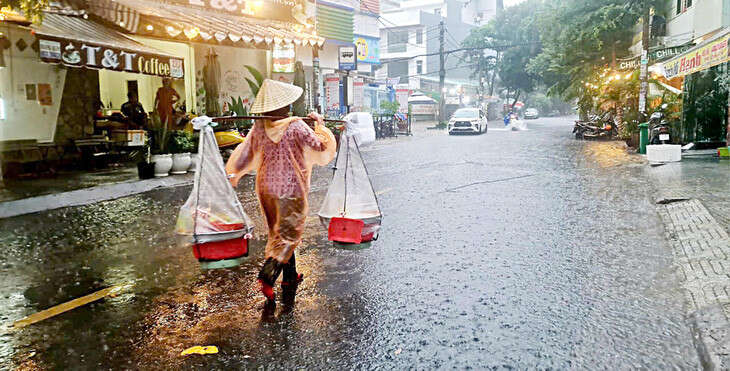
[387,43,408,53]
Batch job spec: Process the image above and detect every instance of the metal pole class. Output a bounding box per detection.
[438,20,445,124]
[639,3,650,117]
[312,47,321,113]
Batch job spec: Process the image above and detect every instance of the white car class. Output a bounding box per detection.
[524,108,539,119]
[448,108,488,135]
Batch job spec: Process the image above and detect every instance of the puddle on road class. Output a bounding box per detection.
[0,125,699,369]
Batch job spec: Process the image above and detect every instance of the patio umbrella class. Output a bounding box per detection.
[204,48,221,116]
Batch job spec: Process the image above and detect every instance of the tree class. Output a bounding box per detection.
[0,0,48,22]
[462,0,544,109]
[461,25,499,98]
[527,0,667,100]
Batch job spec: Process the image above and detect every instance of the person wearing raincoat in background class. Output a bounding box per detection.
[226,79,336,305]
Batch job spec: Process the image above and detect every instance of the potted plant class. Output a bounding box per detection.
[149,112,173,177]
[325,119,343,147]
[169,130,194,174]
[229,96,253,135]
[188,136,199,172]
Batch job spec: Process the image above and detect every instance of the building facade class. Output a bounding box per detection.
[377,0,496,92]
[653,0,730,143]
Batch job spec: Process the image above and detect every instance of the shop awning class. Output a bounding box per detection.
[31,12,185,78]
[88,0,324,48]
[661,27,730,79]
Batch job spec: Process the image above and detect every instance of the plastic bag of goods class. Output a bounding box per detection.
[176,117,253,269]
[343,112,376,146]
[318,133,382,246]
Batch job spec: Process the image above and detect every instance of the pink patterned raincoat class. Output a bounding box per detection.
[226,117,336,264]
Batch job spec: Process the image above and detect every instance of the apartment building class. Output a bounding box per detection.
[377,0,497,91]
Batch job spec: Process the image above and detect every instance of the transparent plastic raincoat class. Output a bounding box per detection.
[225,117,336,263]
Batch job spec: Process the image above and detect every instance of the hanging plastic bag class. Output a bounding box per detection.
[176,116,253,268]
[318,132,382,245]
[343,112,376,146]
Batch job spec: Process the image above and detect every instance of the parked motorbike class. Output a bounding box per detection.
[649,104,671,145]
[573,112,618,140]
[374,114,397,139]
[194,111,246,159]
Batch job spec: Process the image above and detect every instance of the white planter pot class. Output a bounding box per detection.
[151,154,173,177]
[188,153,199,172]
[171,153,191,174]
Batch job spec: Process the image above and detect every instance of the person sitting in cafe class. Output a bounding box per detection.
[121,92,148,129]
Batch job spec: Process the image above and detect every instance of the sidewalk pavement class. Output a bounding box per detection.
[0,120,423,219]
[647,156,730,369]
[0,173,193,219]
[0,166,140,203]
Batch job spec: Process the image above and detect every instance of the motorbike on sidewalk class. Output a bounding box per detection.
[573,112,618,140]
[649,104,672,145]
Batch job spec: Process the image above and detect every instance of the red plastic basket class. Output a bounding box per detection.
[193,237,248,261]
[328,217,365,244]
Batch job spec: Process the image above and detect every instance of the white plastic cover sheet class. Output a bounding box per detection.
[344,112,376,146]
[318,134,381,222]
[176,123,253,244]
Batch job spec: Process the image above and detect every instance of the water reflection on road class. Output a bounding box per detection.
[1,117,699,369]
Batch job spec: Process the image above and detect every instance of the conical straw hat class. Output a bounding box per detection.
[250,79,303,114]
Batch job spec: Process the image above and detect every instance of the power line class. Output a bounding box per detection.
[401,63,479,79]
[357,0,434,50]
[445,29,461,49]
[379,41,541,65]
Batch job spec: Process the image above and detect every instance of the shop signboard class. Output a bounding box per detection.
[395,83,409,113]
[37,84,52,106]
[354,35,380,64]
[339,45,357,71]
[273,44,295,73]
[177,0,315,25]
[325,74,340,111]
[617,43,695,71]
[410,103,436,115]
[39,39,61,60]
[353,78,364,110]
[662,34,730,79]
[37,37,185,78]
[386,77,400,86]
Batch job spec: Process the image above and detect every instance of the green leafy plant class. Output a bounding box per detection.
[325,120,343,138]
[168,130,195,154]
[244,65,264,97]
[229,96,253,130]
[148,112,170,155]
[380,101,400,115]
[1,0,48,23]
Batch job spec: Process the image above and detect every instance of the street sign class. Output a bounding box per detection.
[338,45,357,71]
[386,77,400,86]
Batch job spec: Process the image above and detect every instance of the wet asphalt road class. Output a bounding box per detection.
[1,117,700,369]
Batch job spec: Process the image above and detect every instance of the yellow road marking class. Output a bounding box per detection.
[12,284,130,329]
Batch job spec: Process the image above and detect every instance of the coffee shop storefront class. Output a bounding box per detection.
[88,0,324,116]
[32,12,187,144]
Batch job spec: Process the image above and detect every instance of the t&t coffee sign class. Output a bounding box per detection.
[39,38,184,78]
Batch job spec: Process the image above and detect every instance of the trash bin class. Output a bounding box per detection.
[639,122,649,154]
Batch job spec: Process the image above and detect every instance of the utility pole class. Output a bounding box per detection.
[639,3,650,117]
[488,52,499,97]
[438,20,445,124]
[312,47,321,113]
